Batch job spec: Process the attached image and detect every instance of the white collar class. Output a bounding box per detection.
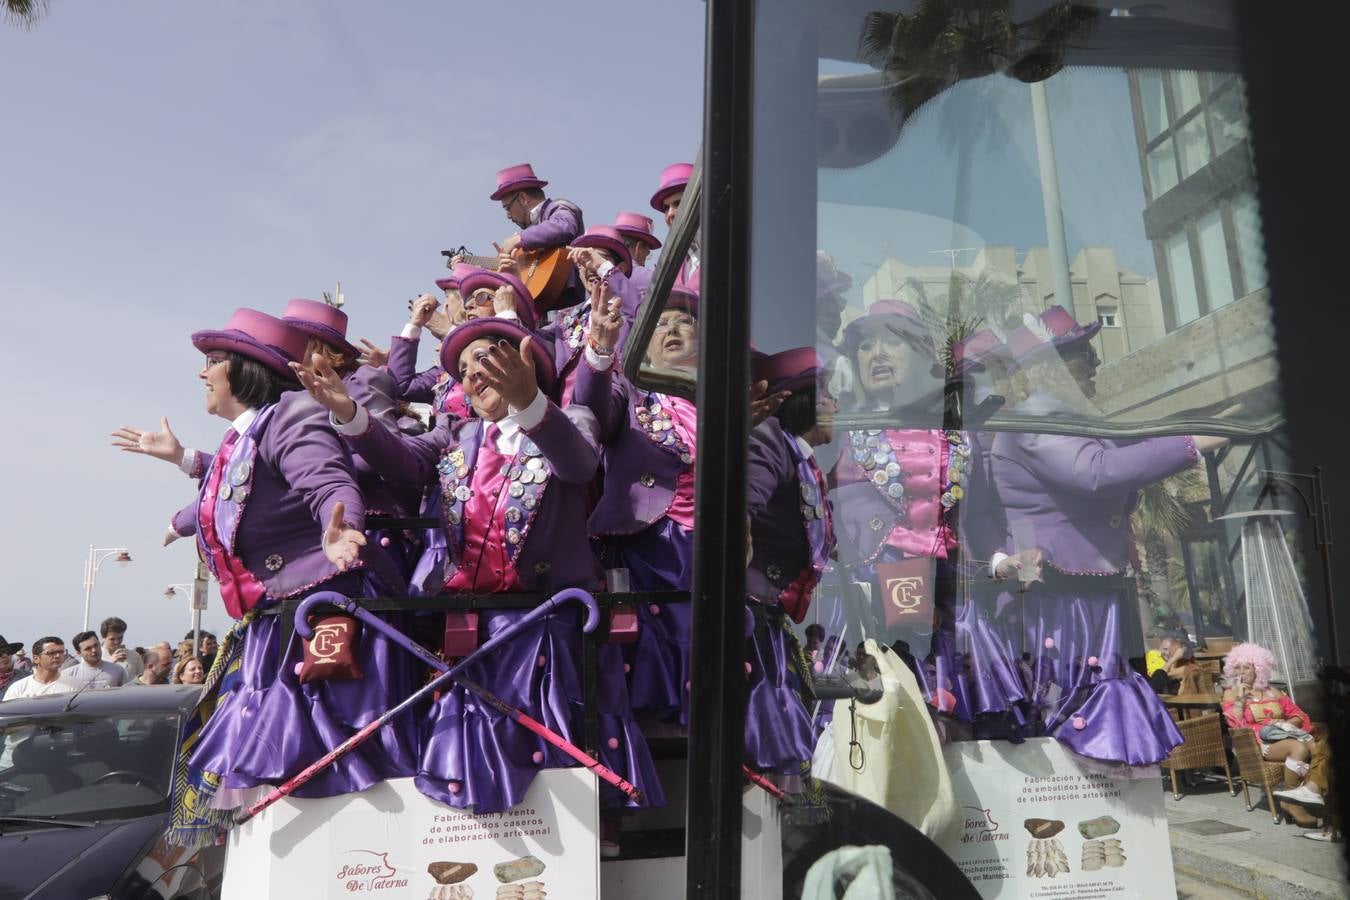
[231,407,259,436]
[794,435,816,460]
[485,414,523,452]
[528,200,545,224]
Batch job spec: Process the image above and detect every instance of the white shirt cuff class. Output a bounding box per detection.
[179,449,198,476]
[507,390,549,431]
[596,260,615,279]
[401,323,422,339]
[989,552,1009,578]
[584,346,615,371]
[497,308,520,322]
[331,405,371,436]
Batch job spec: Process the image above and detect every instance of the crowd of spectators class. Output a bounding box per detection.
[0,616,217,701]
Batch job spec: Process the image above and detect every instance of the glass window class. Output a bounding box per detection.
[1166,230,1201,325]
[1196,209,1235,310]
[1099,307,1119,327]
[1172,70,1204,116]
[1147,138,1180,197]
[1231,191,1269,296]
[1175,115,1212,179]
[1137,71,1169,139]
[1209,84,1249,156]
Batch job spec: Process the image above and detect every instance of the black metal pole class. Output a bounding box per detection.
[1312,467,1339,665]
[684,0,755,896]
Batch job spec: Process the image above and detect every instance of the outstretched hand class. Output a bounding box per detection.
[321,501,365,571]
[750,380,791,427]
[292,353,358,424]
[588,294,623,353]
[478,337,540,410]
[111,417,184,464]
[357,339,389,368]
[994,547,1045,583]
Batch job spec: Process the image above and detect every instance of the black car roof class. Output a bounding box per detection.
[0,684,202,719]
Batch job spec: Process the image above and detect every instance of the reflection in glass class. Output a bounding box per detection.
[1172,70,1203,116]
[1147,138,1179,197]
[1165,230,1201,326]
[1137,71,1168,139]
[1196,209,1235,311]
[1231,191,1268,296]
[1210,84,1249,156]
[1175,115,1212,179]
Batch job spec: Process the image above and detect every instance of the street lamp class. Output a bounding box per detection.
[82,545,132,632]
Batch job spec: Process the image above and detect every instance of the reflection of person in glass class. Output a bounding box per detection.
[988,305,1226,768]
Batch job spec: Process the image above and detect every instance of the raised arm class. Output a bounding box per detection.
[1004,433,1199,497]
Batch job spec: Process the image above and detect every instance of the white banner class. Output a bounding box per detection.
[938,738,1176,900]
[223,769,599,899]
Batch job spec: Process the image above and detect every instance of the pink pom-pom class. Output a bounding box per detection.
[531,751,545,765]
[1044,637,1055,649]
[1072,716,1087,731]
[536,654,547,668]
[623,663,631,673]
[607,737,620,750]
[293,662,304,676]
[813,661,825,673]
[744,662,752,675]
[1087,656,1099,667]
[648,604,661,615]
[380,536,391,547]
[933,688,957,713]
[447,780,462,795]
[685,680,692,692]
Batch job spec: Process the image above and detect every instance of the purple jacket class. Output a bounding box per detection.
[573,359,688,537]
[520,198,584,251]
[746,418,831,602]
[537,266,643,399]
[340,398,603,592]
[387,335,441,404]
[988,417,1198,574]
[346,365,419,516]
[171,391,366,602]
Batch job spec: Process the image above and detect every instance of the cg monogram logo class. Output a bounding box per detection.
[885,576,926,613]
[309,622,349,664]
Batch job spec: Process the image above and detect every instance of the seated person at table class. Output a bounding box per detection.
[1148,632,1205,696]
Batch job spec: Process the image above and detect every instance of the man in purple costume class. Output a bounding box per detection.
[492,162,586,310]
[650,162,700,292]
[986,306,1226,768]
[613,211,662,303]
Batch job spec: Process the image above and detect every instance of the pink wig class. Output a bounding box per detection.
[1223,642,1276,689]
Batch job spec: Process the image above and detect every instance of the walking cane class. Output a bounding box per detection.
[233,589,640,826]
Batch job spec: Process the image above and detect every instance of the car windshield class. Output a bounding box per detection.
[0,712,179,825]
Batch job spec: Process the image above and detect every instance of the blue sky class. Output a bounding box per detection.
[0,1,705,648]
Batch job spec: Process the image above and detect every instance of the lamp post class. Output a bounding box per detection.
[164,559,210,655]
[82,545,132,632]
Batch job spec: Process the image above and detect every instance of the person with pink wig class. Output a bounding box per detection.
[1222,642,1326,823]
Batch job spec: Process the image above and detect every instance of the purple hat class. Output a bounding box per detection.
[650,162,693,213]
[842,299,932,354]
[613,212,662,250]
[490,163,548,202]
[951,328,1010,374]
[457,268,538,332]
[191,308,307,379]
[752,347,823,395]
[441,317,557,397]
[666,284,700,317]
[817,252,852,299]
[572,225,634,276]
[281,298,359,359]
[1008,306,1102,364]
[435,261,478,292]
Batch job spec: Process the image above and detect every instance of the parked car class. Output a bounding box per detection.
[0,685,224,899]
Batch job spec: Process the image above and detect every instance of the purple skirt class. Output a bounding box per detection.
[744,606,814,780]
[414,608,663,813]
[1000,587,1182,766]
[599,519,695,724]
[189,578,421,798]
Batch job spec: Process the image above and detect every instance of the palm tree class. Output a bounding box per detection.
[1132,468,1208,626]
[3,0,47,28]
[904,269,1023,378]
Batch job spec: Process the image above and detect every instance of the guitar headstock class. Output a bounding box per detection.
[441,246,470,269]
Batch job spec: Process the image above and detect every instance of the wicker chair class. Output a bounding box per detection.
[1160,713,1235,800]
[1230,726,1288,823]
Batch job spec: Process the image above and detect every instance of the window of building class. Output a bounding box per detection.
[1098,308,1120,328]
[1147,138,1179,197]
[1197,209,1236,311]
[1165,230,1201,327]
[1231,191,1269,296]
[1175,115,1212,179]
[1138,71,1169,139]
[1209,84,1249,156]
[1172,71,1204,116]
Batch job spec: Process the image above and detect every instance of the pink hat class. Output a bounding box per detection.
[817,252,852,299]
[441,317,557,397]
[191,308,307,379]
[1008,305,1102,364]
[281,298,359,358]
[650,162,693,213]
[435,262,477,292]
[842,299,932,355]
[952,328,1009,374]
[752,347,823,395]
[613,212,662,250]
[572,225,634,276]
[490,163,548,202]
[666,284,699,317]
[457,268,538,332]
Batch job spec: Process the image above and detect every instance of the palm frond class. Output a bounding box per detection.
[3,0,48,28]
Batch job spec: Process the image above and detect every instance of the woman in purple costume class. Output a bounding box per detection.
[744,349,838,789]
[112,309,419,805]
[572,289,701,727]
[987,307,1225,767]
[296,314,661,822]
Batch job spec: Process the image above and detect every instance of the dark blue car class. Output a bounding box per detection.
[0,686,224,900]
